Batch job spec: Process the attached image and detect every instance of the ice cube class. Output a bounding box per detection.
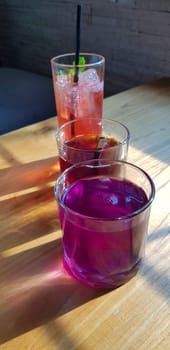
[57,73,71,86]
[79,69,99,83]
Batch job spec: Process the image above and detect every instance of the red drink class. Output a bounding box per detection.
[56,119,130,173]
[59,134,120,172]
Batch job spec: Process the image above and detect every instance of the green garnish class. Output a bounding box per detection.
[69,56,86,76]
[72,56,86,71]
[57,56,86,77]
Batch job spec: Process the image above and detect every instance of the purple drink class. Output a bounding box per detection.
[59,178,149,289]
[55,160,155,289]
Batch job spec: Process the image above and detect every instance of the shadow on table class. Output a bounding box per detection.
[0,152,107,346]
[140,259,170,301]
[0,239,107,345]
[147,222,170,243]
[0,155,61,252]
[0,137,169,346]
[142,223,170,301]
[0,228,169,346]
[0,153,60,197]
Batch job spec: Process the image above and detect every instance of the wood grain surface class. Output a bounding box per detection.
[0,79,169,349]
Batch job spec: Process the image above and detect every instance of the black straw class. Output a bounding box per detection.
[74,4,81,83]
[69,4,82,135]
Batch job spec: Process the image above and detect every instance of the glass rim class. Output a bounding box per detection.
[54,159,155,222]
[51,52,105,68]
[55,118,130,153]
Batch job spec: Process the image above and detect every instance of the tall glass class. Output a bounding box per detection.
[51,53,105,133]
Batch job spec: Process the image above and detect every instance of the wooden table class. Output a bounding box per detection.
[0,79,169,349]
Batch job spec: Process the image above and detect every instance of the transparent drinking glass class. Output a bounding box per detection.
[51,53,105,129]
[55,159,155,289]
[55,117,130,172]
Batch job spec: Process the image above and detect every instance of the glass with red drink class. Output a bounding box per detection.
[51,53,105,133]
[55,159,155,289]
[55,117,130,172]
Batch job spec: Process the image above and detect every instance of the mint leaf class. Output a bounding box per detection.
[72,56,86,72]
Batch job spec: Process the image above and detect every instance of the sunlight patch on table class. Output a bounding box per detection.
[0,180,56,202]
[1,230,61,258]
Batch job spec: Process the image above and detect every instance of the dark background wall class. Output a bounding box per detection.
[0,0,170,96]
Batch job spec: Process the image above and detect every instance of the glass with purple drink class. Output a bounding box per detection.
[55,117,130,172]
[55,159,155,289]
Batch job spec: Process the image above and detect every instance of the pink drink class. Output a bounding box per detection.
[59,177,149,289]
[51,53,105,136]
[55,78,103,131]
